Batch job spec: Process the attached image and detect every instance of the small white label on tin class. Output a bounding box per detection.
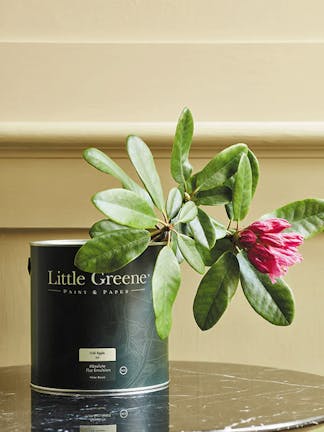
[79,348,116,362]
[79,426,116,432]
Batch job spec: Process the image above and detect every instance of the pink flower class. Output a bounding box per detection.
[238,218,304,283]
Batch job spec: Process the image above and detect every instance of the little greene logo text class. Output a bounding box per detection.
[47,270,150,294]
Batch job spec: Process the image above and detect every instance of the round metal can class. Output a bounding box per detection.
[30,240,169,395]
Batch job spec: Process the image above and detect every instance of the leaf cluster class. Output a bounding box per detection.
[74,108,324,339]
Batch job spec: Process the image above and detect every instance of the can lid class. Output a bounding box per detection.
[30,239,167,246]
[30,239,87,246]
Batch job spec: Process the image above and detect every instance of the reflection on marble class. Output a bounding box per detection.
[0,362,323,432]
[32,389,169,431]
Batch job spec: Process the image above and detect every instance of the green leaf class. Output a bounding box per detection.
[152,246,181,339]
[237,253,295,326]
[189,208,217,249]
[247,149,259,197]
[225,203,234,220]
[194,186,232,206]
[232,153,253,221]
[171,222,189,263]
[176,201,197,224]
[210,218,227,239]
[74,229,150,273]
[261,198,324,239]
[171,232,184,264]
[93,188,159,229]
[166,188,183,219]
[90,219,128,238]
[186,173,197,194]
[177,233,205,274]
[197,237,234,266]
[171,107,194,185]
[224,150,257,219]
[83,147,152,206]
[223,175,235,220]
[193,251,239,330]
[195,143,248,192]
[127,135,165,212]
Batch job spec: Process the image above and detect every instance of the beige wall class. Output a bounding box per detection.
[2,0,324,42]
[0,1,323,375]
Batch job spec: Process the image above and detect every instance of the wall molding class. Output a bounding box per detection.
[1,121,324,159]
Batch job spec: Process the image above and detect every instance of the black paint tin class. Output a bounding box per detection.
[30,240,169,395]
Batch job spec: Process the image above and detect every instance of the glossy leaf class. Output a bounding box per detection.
[225,203,234,220]
[189,208,217,249]
[232,153,252,221]
[187,173,198,195]
[197,237,234,266]
[194,186,232,206]
[177,201,197,224]
[261,198,324,239]
[90,219,128,238]
[127,135,165,212]
[237,253,295,326]
[166,188,183,219]
[152,246,181,339]
[247,148,259,197]
[171,231,184,264]
[171,107,194,185]
[83,147,152,205]
[223,176,235,220]
[210,218,227,239]
[177,234,205,274]
[92,189,159,229]
[74,229,150,273]
[193,251,239,330]
[195,143,248,192]
[225,150,257,219]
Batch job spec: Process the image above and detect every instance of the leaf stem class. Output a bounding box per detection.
[158,219,168,227]
[235,245,241,254]
[162,211,169,224]
[192,186,201,196]
[151,225,172,242]
[150,228,162,238]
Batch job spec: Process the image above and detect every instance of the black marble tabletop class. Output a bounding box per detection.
[0,361,323,432]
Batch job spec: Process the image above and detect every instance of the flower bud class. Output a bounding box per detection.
[238,218,303,283]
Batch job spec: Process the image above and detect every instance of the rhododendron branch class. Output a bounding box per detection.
[76,107,324,338]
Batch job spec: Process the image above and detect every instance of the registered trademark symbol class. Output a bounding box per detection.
[119,365,128,375]
[120,409,128,419]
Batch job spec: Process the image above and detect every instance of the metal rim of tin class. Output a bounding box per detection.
[30,240,167,246]
[30,380,170,396]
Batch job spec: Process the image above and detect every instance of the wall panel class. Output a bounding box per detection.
[2,0,324,42]
[1,42,324,122]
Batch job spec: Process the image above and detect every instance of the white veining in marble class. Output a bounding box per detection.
[0,362,323,432]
